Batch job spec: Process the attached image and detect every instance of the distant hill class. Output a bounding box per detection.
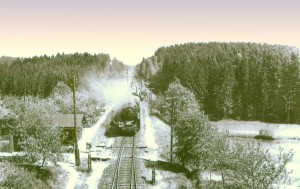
[135,42,300,124]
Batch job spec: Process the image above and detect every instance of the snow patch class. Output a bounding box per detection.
[57,159,78,189]
[86,161,110,189]
[78,105,114,150]
[144,107,158,150]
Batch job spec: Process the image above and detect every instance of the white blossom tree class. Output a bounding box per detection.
[12,101,62,166]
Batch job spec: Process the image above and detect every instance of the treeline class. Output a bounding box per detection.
[0,53,125,98]
[136,42,300,123]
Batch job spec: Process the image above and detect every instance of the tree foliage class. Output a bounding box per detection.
[136,42,300,123]
[0,52,111,98]
[228,142,294,189]
[154,80,218,182]
[0,166,49,189]
[153,78,200,123]
[10,101,62,166]
[153,80,294,188]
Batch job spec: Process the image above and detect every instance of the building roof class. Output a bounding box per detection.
[53,114,83,128]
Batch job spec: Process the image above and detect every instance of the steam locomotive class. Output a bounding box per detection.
[109,102,140,136]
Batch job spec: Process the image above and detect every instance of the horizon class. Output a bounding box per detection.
[1,41,299,64]
[1,0,299,65]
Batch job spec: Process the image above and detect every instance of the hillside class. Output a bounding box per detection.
[135,42,300,124]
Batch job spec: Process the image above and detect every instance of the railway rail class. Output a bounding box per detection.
[111,136,137,189]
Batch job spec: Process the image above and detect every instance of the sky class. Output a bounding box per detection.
[0,0,299,65]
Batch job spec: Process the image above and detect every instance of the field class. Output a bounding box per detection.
[213,120,300,189]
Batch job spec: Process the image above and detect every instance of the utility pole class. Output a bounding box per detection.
[69,76,80,166]
[167,96,177,164]
[170,98,174,164]
[148,88,154,114]
[126,68,129,86]
[23,74,27,106]
[140,78,143,91]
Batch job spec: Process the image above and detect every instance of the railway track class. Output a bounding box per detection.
[111,136,137,189]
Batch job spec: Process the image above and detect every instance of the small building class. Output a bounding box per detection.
[53,114,83,146]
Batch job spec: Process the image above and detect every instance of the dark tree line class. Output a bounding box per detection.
[0,52,115,98]
[136,42,300,123]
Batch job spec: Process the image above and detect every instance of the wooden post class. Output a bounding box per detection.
[148,88,154,114]
[166,96,177,164]
[127,68,129,86]
[170,98,175,164]
[24,74,26,105]
[71,76,80,166]
[9,135,14,153]
[88,153,92,172]
[152,165,156,184]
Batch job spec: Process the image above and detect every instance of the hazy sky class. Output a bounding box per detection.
[0,0,299,65]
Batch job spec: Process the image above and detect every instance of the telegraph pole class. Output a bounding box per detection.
[126,68,129,86]
[69,75,80,166]
[170,98,174,164]
[148,88,154,114]
[167,96,177,164]
[24,74,26,105]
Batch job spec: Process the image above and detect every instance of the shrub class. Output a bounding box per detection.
[255,129,274,140]
[0,166,49,189]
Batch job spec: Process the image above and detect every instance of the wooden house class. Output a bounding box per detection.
[53,114,83,145]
